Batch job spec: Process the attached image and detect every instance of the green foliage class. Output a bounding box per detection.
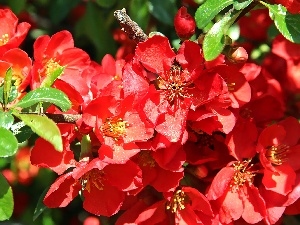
[40,66,65,88]
[0,127,18,157]
[15,87,71,112]
[49,0,82,24]
[0,173,13,221]
[195,0,234,29]
[0,111,14,130]
[33,188,48,221]
[148,0,177,26]
[130,0,150,31]
[262,2,300,43]
[95,0,117,8]
[12,112,63,152]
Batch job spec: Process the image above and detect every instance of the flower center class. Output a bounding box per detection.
[158,65,192,104]
[230,159,256,192]
[137,151,156,167]
[166,189,188,213]
[265,144,289,166]
[80,169,105,192]
[45,58,63,77]
[101,118,128,140]
[0,34,9,46]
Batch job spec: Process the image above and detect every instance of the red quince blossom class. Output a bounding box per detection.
[238,9,272,42]
[257,117,300,196]
[84,95,154,163]
[132,150,184,192]
[0,8,30,55]
[30,30,90,89]
[174,6,196,40]
[207,159,267,224]
[43,157,142,216]
[30,124,76,175]
[0,48,32,92]
[117,187,213,225]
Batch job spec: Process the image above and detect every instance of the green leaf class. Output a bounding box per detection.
[3,67,13,107]
[12,112,63,152]
[0,173,13,221]
[233,0,253,10]
[6,0,26,14]
[15,87,71,112]
[0,127,18,157]
[49,0,81,24]
[40,66,65,88]
[195,0,234,29]
[11,122,33,143]
[130,0,150,31]
[0,111,14,129]
[262,2,300,43]
[203,14,232,61]
[33,187,48,221]
[149,0,177,26]
[95,0,117,8]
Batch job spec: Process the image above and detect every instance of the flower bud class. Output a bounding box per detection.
[227,46,248,64]
[174,6,196,40]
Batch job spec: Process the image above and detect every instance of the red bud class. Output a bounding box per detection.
[227,46,248,63]
[174,6,196,40]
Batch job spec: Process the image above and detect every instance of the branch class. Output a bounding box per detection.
[17,112,82,124]
[114,8,148,42]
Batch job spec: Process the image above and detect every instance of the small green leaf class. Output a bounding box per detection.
[95,0,117,8]
[0,86,17,104]
[40,66,65,88]
[0,173,13,221]
[15,87,71,112]
[11,122,33,143]
[33,187,48,221]
[262,2,300,43]
[12,112,63,152]
[3,67,13,107]
[0,127,18,157]
[0,111,14,129]
[195,0,234,29]
[203,14,232,61]
[233,0,253,10]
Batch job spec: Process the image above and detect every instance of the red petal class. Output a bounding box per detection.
[207,167,235,200]
[83,184,124,216]
[30,138,74,174]
[241,185,266,224]
[262,164,296,195]
[135,35,175,75]
[44,172,80,207]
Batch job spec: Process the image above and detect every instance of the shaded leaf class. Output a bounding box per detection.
[0,111,14,129]
[195,0,234,29]
[49,0,81,25]
[263,3,300,43]
[0,173,13,221]
[15,87,71,112]
[33,187,48,221]
[149,0,177,26]
[0,127,18,157]
[233,0,253,10]
[3,67,13,107]
[12,112,63,152]
[40,66,65,88]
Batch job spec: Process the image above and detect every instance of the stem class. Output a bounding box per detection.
[232,1,260,24]
[114,8,148,42]
[17,112,82,123]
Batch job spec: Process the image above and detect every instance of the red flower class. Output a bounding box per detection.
[30,30,90,89]
[0,48,32,92]
[174,6,196,40]
[207,159,267,224]
[257,117,300,196]
[84,95,154,163]
[0,8,30,55]
[43,157,142,216]
[272,0,300,14]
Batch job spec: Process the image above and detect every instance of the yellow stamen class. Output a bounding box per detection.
[101,118,128,140]
[166,189,188,213]
[266,144,289,166]
[0,34,9,46]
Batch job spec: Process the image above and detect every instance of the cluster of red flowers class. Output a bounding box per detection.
[2,4,300,225]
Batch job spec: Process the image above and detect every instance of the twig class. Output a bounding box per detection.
[114,8,148,42]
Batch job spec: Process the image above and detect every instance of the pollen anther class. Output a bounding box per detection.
[0,33,9,46]
[266,144,289,165]
[101,118,128,140]
[166,189,188,213]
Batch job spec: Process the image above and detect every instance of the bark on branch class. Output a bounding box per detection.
[114,8,148,42]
